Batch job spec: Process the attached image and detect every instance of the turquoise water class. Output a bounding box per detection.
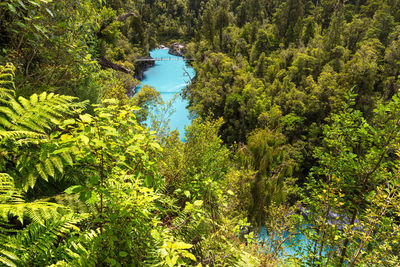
[136,49,196,139]
[258,225,328,262]
[258,226,311,259]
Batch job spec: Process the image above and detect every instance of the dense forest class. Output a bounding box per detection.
[1,0,400,266]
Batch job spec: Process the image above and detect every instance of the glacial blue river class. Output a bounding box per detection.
[137,49,195,140]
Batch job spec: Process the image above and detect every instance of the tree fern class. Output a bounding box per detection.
[52,228,99,267]
[0,91,86,133]
[15,141,77,190]
[2,214,87,267]
[0,64,16,100]
[0,173,86,267]
[0,173,70,225]
[0,63,87,189]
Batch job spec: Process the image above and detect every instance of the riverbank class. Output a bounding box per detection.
[168,43,186,57]
[134,60,155,80]
[129,56,155,97]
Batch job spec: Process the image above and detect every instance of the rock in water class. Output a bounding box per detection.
[168,43,185,57]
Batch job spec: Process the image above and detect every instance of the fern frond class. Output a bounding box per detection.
[0,173,15,192]
[0,248,18,267]
[0,175,85,266]
[35,162,48,182]
[16,146,75,190]
[0,131,46,142]
[8,214,87,266]
[0,202,68,225]
[51,156,64,174]
[44,158,55,178]
[0,63,88,190]
[0,63,16,100]
[0,116,12,131]
[0,228,20,267]
[0,63,86,135]
[5,95,56,133]
[53,228,99,267]
[0,173,70,224]
[50,193,95,214]
[0,173,24,204]
[60,152,73,165]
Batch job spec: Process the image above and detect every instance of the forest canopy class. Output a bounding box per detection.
[1,0,400,266]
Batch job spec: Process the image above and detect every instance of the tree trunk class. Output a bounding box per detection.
[97,56,132,74]
[115,12,135,22]
[339,208,357,265]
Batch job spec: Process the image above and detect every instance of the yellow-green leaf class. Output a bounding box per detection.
[79,114,92,123]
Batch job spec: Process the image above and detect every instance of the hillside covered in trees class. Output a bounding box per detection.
[1,0,400,266]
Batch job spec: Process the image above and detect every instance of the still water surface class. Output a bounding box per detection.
[137,49,195,139]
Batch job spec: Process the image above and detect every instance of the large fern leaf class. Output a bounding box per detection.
[15,141,76,190]
[0,62,87,135]
[0,130,46,142]
[0,173,70,224]
[0,92,85,133]
[0,63,87,189]
[52,228,99,267]
[0,174,83,267]
[0,63,16,100]
[1,214,87,267]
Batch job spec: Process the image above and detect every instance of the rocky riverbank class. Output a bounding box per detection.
[134,60,155,80]
[128,59,155,96]
[168,43,185,57]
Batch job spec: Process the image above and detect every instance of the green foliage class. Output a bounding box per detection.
[131,85,163,123]
[0,91,80,132]
[162,117,230,206]
[302,91,400,265]
[259,203,303,265]
[181,2,400,264]
[0,63,86,190]
[159,117,264,265]
[4,214,86,267]
[0,64,16,100]
[0,168,86,267]
[155,237,196,267]
[274,0,305,45]
[239,128,296,225]
[0,0,145,103]
[0,63,89,267]
[2,0,400,265]
[59,100,170,265]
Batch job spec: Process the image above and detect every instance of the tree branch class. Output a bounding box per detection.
[115,12,135,22]
[97,56,132,74]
